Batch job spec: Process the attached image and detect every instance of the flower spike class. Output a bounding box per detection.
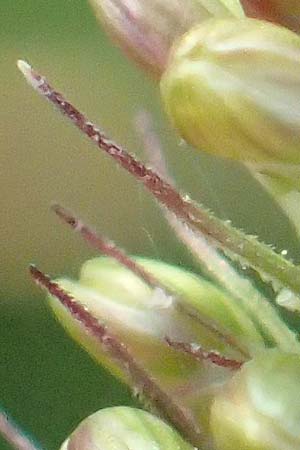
[18,61,300,355]
[17,60,300,298]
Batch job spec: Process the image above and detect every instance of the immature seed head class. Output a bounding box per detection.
[89,0,244,77]
[161,17,300,164]
[210,349,300,450]
[60,406,195,450]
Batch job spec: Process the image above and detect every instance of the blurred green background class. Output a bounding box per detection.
[1,1,300,449]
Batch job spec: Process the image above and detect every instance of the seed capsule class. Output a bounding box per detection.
[161,18,300,164]
[210,349,300,450]
[60,406,195,450]
[89,0,244,77]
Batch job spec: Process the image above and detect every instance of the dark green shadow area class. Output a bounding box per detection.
[0,297,134,450]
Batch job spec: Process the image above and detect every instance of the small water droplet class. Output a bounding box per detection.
[190,343,201,352]
[276,288,300,312]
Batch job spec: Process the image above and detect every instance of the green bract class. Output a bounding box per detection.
[210,350,300,450]
[161,18,300,163]
[60,406,195,450]
[89,0,244,77]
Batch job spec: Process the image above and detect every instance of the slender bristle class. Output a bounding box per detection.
[52,203,162,290]
[30,265,108,337]
[166,338,243,371]
[0,411,42,450]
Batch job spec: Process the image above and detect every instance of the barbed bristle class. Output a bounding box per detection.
[166,338,243,371]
